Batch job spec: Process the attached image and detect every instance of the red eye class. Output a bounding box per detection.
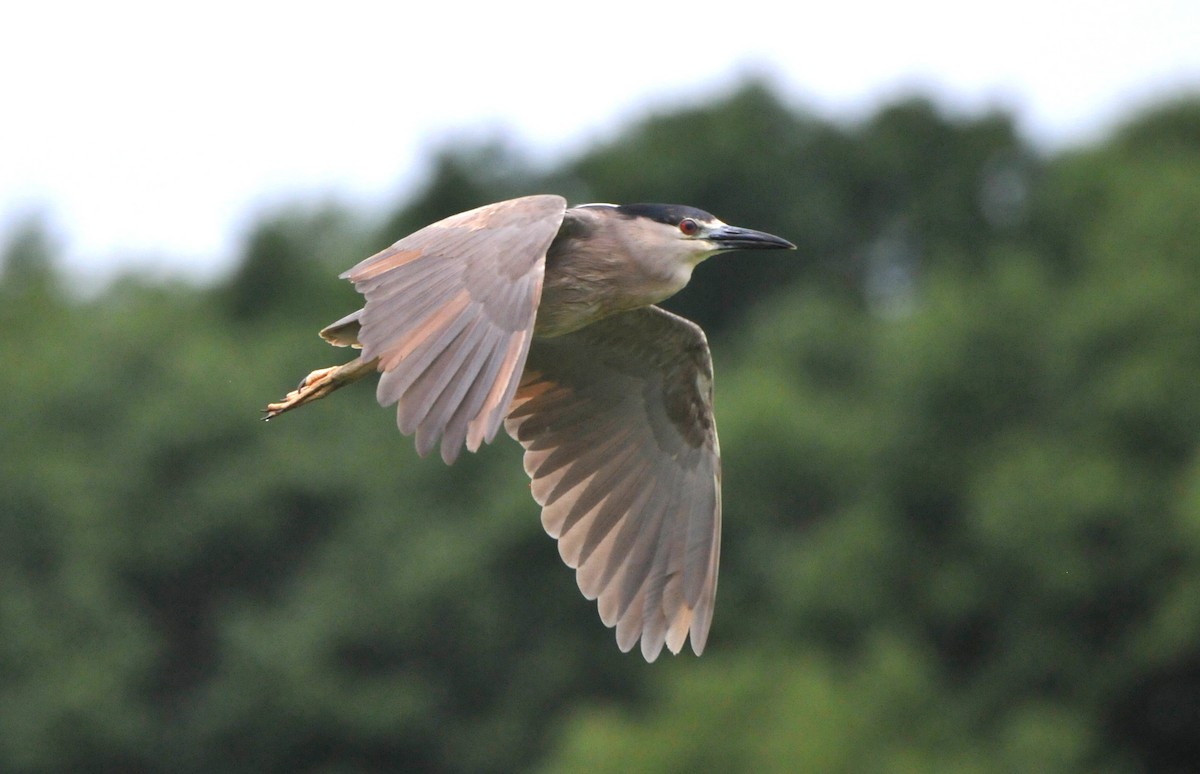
[679,218,699,236]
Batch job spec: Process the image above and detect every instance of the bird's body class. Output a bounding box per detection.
[265,195,793,660]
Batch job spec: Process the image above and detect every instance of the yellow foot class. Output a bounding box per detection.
[263,366,341,420]
[262,356,379,421]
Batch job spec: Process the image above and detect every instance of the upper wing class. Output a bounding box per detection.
[342,195,566,463]
[504,306,722,661]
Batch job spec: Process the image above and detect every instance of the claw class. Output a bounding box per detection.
[263,366,343,419]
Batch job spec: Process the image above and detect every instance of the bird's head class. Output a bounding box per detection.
[612,203,796,266]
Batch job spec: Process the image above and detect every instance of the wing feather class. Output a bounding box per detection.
[553,433,641,540]
[340,195,566,463]
[615,583,648,653]
[505,306,722,661]
[409,318,491,458]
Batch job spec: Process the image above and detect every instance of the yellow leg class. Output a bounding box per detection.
[263,356,380,420]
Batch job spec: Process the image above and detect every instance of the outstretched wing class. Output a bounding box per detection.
[505,306,722,661]
[342,195,566,463]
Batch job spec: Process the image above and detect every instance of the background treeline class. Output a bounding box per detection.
[2,82,1199,772]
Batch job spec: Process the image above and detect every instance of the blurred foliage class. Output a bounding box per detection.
[2,82,1199,772]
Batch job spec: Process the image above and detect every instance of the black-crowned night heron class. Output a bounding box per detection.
[265,195,794,660]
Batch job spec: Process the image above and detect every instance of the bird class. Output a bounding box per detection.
[264,194,794,660]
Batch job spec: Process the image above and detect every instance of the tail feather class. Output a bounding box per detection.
[320,310,363,347]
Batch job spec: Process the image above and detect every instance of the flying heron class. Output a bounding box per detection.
[265,194,795,660]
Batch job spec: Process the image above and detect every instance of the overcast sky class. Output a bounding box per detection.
[3,0,1198,284]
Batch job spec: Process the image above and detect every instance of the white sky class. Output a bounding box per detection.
[2,0,1198,285]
